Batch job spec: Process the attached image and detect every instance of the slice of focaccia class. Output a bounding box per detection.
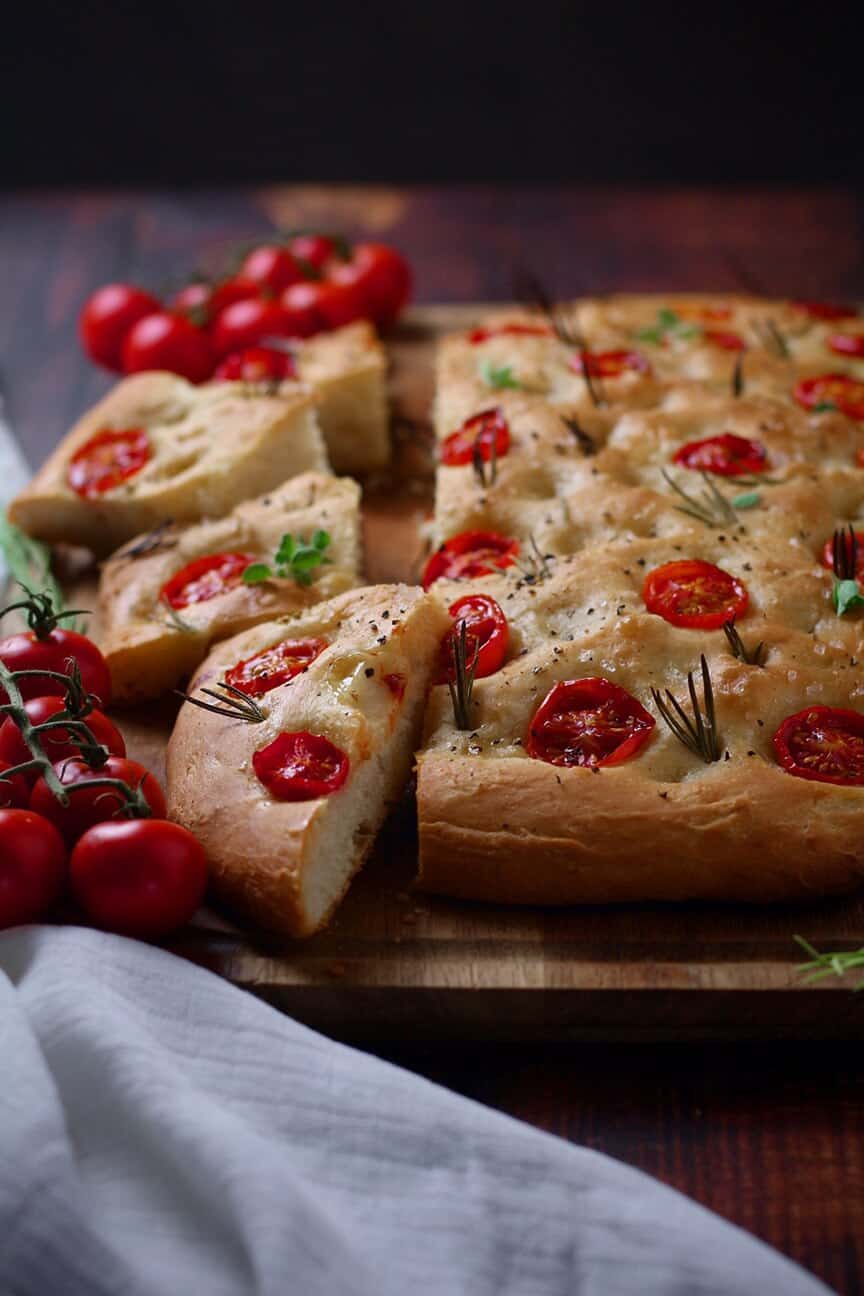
[98,472,361,704]
[294,321,390,474]
[8,373,327,554]
[166,584,451,937]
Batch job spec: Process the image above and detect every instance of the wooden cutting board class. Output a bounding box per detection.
[6,304,864,1041]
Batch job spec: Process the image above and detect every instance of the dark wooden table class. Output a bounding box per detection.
[3,185,863,1294]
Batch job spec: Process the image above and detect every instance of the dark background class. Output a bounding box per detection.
[2,0,862,188]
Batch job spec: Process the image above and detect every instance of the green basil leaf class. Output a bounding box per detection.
[241,563,273,585]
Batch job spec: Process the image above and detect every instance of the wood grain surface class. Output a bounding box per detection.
[3,186,864,1291]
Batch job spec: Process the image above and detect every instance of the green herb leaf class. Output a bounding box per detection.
[731,491,761,509]
[636,309,700,346]
[0,517,85,632]
[241,563,273,586]
[795,936,864,989]
[833,577,864,617]
[480,361,521,390]
[813,401,839,414]
[265,531,333,587]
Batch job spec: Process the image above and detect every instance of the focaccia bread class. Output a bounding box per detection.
[167,584,451,937]
[99,472,361,703]
[293,321,390,474]
[8,373,327,554]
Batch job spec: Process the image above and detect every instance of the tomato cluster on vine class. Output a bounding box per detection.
[78,234,412,384]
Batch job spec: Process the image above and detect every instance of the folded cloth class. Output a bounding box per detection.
[0,927,831,1296]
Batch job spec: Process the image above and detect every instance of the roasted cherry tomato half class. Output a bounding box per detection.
[468,323,553,344]
[224,637,328,697]
[422,530,520,588]
[827,333,864,360]
[792,301,858,321]
[0,761,29,809]
[643,559,749,630]
[122,312,214,384]
[67,426,151,498]
[571,350,650,379]
[773,706,864,786]
[214,345,298,383]
[440,408,510,467]
[0,808,67,929]
[252,730,349,801]
[0,626,111,707]
[672,432,768,477]
[794,374,864,420]
[820,531,864,582]
[239,245,303,295]
[79,283,162,372]
[703,329,746,351]
[160,553,255,610]
[526,677,655,769]
[30,755,166,846]
[436,594,509,684]
[210,298,291,358]
[70,819,208,937]
[0,696,126,778]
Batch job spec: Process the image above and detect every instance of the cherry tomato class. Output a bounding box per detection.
[279,282,328,337]
[0,809,67,929]
[672,432,767,477]
[214,345,298,383]
[122,312,214,383]
[160,553,255,610]
[239,245,304,295]
[79,283,161,372]
[253,731,349,801]
[68,426,151,498]
[0,627,111,706]
[304,276,369,329]
[773,706,864,786]
[210,298,290,357]
[0,761,29,808]
[794,374,864,420]
[469,324,553,344]
[225,637,328,697]
[0,697,126,775]
[30,755,166,845]
[169,281,213,322]
[436,594,509,684]
[643,559,749,630]
[820,531,864,582]
[526,677,655,769]
[440,408,510,466]
[338,242,412,326]
[704,329,746,351]
[571,350,650,379]
[289,234,337,270]
[828,333,864,359]
[793,301,858,321]
[422,530,520,588]
[70,819,207,937]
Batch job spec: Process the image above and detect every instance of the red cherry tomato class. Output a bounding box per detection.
[30,756,166,845]
[422,530,520,588]
[820,531,864,582]
[672,432,767,477]
[214,346,298,383]
[469,324,553,344]
[169,281,213,322]
[571,350,650,379]
[210,298,290,357]
[279,282,329,337]
[79,283,162,372]
[239,245,304,295]
[304,276,369,329]
[0,761,29,808]
[0,809,67,929]
[289,234,337,270]
[773,707,864,786]
[526,677,655,769]
[337,242,412,326]
[67,426,151,498]
[0,697,126,775]
[440,408,510,467]
[793,301,858,321]
[209,275,260,316]
[794,374,864,420]
[704,329,746,351]
[160,553,255,610]
[436,594,509,684]
[643,559,749,630]
[122,312,214,383]
[0,627,112,707]
[253,731,350,801]
[70,819,208,937]
[827,333,864,359]
[224,637,328,697]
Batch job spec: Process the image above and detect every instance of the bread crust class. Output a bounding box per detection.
[295,321,390,474]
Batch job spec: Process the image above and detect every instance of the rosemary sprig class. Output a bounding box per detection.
[243,530,332,588]
[830,525,864,616]
[514,535,552,584]
[795,936,864,990]
[472,430,498,488]
[116,520,177,560]
[731,348,746,397]
[651,655,721,763]
[751,317,790,359]
[563,415,597,456]
[447,619,478,731]
[722,619,766,667]
[175,680,265,723]
[512,268,606,408]
[661,468,739,528]
[161,597,196,633]
[479,360,521,391]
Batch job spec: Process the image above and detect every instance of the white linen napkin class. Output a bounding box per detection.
[0,926,832,1296]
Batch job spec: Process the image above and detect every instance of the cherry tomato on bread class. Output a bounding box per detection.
[440,409,510,467]
[68,427,151,498]
[225,637,328,697]
[436,594,508,684]
[773,706,864,786]
[422,531,520,588]
[672,432,767,477]
[643,560,749,630]
[160,553,255,610]
[526,677,655,769]
[253,731,350,801]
